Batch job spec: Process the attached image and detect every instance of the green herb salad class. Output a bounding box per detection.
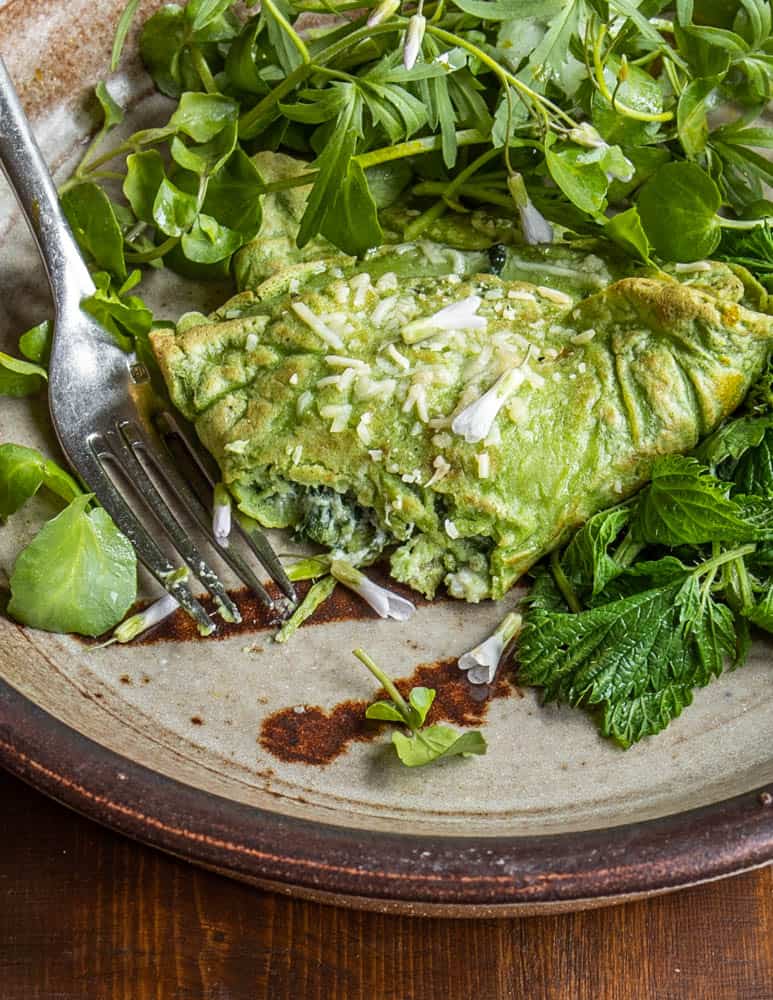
[4,0,773,765]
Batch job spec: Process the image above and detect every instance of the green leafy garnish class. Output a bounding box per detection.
[354,649,486,767]
[7,494,137,637]
[0,352,47,397]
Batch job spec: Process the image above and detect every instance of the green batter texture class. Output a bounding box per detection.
[151,155,773,602]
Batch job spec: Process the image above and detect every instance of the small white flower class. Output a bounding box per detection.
[331,560,416,621]
[508,173,553,246]
[402,296,486,344]
[109,593,180,645]
[368,0,400,27]
[451,365,527,444]
[458,612,522,685]
[568,122,606,149]
[403,14,426,71]
[212,483,232,548]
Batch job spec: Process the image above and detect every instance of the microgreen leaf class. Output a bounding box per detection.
[18,320,52,366]
[8,494,137,636]
[392,726,487,766]
[545,138,608,215]
[170,118,238,175]
[153,177,199,237]
[123,150,166,224]
[169,91,239,142]
[0,352,47,397]
[181,213,243,262]
[94,81,124,131]
[604,206,651,261]
[637,161,722,261]
[0,443,80,518]
[60,182,127,279]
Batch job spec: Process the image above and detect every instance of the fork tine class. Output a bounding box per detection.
[126,424,278,609]
[107,422,242,624]
[83,440,214,635]
[155,410,297,603]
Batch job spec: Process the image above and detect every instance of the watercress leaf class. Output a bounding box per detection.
[201,149,263,237]
[365,700,408,723]
[634,455,773,545]
[224,14,270,96]
[678,76,720,157]
[164,240,232,280]
[18,320,52,366]
[7,494,137,636]
[392,725,486,766]
[319,159,383,257]
[545,138,608,215]
[563,504,632,597]
[408,686,435,727]
[181,213,242,262]
[82,273,153,349]
[123,150,166,224]
[637,161,721,261]
[0,352,47,397]
[169,91,239,142]
[139,4,189,98]
[60,182,127,279]
[186,0,234,33]
[0,444,45,518]
[604,206,652,262]
[170,118,237,175]
[153,177,199,237]
[94,81,124,131]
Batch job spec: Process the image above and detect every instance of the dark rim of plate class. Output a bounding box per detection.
[1,674,772,910]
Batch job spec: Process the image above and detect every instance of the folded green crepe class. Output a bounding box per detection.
[152,234,773,601]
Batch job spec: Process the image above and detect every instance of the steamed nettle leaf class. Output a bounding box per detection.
[562,503,633,598]
[7,494,137,637]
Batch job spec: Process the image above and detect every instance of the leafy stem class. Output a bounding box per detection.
[125,235,179,263]
[550,548,582,613]
[189,45,218,94]
[354,647,413,721]
[592,24,674,123]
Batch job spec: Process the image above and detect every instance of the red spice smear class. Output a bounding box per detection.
[258,658,515,766]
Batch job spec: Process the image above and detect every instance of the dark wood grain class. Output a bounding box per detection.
[0,770,770,1000]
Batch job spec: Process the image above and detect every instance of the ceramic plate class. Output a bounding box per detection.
[0,0,772,916]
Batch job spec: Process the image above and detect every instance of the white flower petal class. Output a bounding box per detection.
[451,367,526,444]
[403,14,426,70]
[520,202,554,245]
[458,612,522,685]
[113,593,179,644]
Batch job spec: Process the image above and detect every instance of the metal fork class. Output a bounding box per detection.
[0,58,296,633]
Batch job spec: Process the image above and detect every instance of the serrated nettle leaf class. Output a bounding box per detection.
[604,206,651,262]
[391,725,487,766]
[732,427,773,497]
[744,584,773,633]
[634,455,773,545]
[563,504,632,597]
[600,683,695,748]
[545,138,608,215]
[694,412,773,469]
[123,150,166,225]
[18,320,52,366]
[169,91,239,142]
[181,213,243,263]
[0,351,47,397]
[8,494,137,637]
[60,182,127,279]
[636,161,721,261]
[153,177,200,237]
[94,80,124,131]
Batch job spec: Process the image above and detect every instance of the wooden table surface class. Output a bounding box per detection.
[1,769,771,1000]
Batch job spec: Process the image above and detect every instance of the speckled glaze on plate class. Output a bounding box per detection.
[0,0,772,916]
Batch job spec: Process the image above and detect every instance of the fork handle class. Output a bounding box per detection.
[0,56,94,307]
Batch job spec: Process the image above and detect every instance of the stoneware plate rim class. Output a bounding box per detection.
[1,673,772,914]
